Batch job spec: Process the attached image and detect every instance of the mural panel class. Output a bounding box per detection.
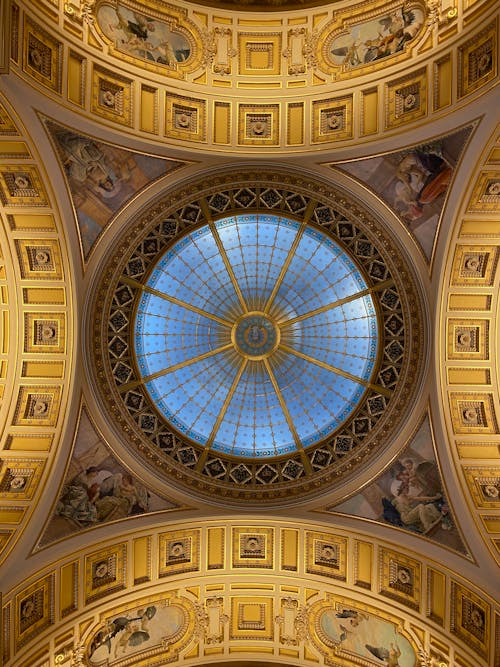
[45,120,184,257]
[327,5,425,70]
[97,3,191,68]
[39,408,179,547]
[87,594,193,664]
[332,125,473,260]
[329,416,469,555]
[309,596,417,666]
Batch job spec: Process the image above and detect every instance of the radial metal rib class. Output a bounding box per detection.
[280,343,392,398]
[119,343,234,393]
[195,357,249,471]
[279,278,394,327]
[207,219,249,315]
[263,359,314,474]
[121,275,233,327]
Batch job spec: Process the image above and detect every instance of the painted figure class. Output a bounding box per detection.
[329,6,423,69]
[89,607,156,659]
[394,146,453,222]
[97,3,191,66]
[366,642,401,666]
[56,468,149,526]
[390,489,443,532]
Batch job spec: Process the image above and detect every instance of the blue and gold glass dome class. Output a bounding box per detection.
[93,170,424,503]
[134,214,378,458]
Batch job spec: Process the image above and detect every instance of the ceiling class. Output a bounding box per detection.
[0,0,498,666]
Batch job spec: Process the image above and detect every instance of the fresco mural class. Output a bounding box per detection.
[329,416,469,555]
[97,3,191,67]
[39,409,179,546]
[309,598,417,666]
[328,5,424,69]
[46,120,184,257]
[333,125,473,260]
[88,598,189,664]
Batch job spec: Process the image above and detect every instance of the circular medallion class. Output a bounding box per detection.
[232,313,280,359]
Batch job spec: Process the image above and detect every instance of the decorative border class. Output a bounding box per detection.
[89,168,426,504]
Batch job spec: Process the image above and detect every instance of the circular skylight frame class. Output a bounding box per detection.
[90,169,425,504]
[132,213,379,459]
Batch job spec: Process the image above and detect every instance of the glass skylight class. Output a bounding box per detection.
[134,213,378,458]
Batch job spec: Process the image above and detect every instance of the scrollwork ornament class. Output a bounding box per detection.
[304,31,318,69]
[194,601,209,639]
[294,603,310,642]
[426,0,440,27]
[210,28,237,75]
[418,649,449,667]
[64,0,95,25]
[283,27,307,75]
[70,642,86,666]
[201,29,217,67]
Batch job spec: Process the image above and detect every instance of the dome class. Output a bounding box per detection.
[89,167,425,504]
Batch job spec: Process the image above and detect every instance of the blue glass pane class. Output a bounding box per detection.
[133,213,379,458]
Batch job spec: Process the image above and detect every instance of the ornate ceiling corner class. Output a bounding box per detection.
[43,116,186,260]
[327,123,476,264]
[321,411,473,557]
[36,401,186,551]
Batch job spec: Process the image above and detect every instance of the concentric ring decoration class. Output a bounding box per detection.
[90,171,425,503]
[134,214,378,458]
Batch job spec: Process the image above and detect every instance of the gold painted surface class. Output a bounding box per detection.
[0,519,498,666]
[448,368,490,384]
[230,596,274,640]
[287,103,304,145]
[280,529,298,572]
[0,165,47,206]
[140,86,158,134]
[5,434,53,451]
[208,527,225,570]
[427,568,446,625]
[457,21,497,99]
[447,318,489,359]
[60,562,77,617]
[238,34,282,76]
[238,103,280,145]
[22,16,62,93]
[451,580,491,660]
[232,527,274,569]
[312,95,353,143]
[91,65,133,127]
[434,55,452,110]
[361,88,378,136]
[214,101,231,144]
[14,573,54,651]
[67,51,85,106]
[448,294,491,311]
[22,287,65,305]
[13,385,61,427]
[464,467,500,508]
[354,541,373,589]
[0,141,30,158]
[8,213,55,230]
[165,93,207,142]
[305,531,346,581]
[133,536,151,584]
[467,171,500,213]
[449,392,498,433]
